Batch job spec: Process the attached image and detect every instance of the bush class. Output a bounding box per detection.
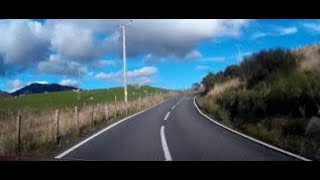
[201,72,215,94]
[282,119,307,137]
[214,71,320,121]
[224,65,242,79]
[240,48,297,88]
[267,71,320,118]
[215,88,267,123]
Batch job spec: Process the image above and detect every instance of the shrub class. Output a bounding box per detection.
[201,72,215,94]
[282,119,307,137]
[267,71,320,118]
[240,48,297,88]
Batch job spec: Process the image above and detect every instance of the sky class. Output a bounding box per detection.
[1,19,320,92]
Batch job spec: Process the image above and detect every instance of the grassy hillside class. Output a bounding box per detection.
[0,86,168,111]
[197,45,320,160]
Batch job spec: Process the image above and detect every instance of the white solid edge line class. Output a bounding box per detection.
[193,95,311,161]
[164,111,171,121]
[160,126,172,161]
[55,96,175,159]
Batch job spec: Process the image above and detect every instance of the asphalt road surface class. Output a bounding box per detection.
[58,93,300,161]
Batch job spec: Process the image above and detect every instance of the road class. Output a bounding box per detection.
[58,93,300,161]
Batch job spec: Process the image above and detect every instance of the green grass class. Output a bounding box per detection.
[0,86,169,111]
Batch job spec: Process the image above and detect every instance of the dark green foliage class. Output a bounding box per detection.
[224,65,242,79]
[282,119,307,136]
[192,82,201,90]
[201,47,320,119]
[240,48,297,88]
[267,71,320,118]
[198,47,320,160]
[201,72,215,94]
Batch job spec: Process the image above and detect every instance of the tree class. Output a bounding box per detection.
[224,65,241,79]
[192,82,201,90]
[201,72,215,94]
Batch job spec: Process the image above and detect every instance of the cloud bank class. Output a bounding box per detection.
[0,19,250,77]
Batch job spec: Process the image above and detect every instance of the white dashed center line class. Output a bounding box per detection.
[164,111,171,121]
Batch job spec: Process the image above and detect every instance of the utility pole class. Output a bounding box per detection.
[121,25,128,103]
[78,68,80,100]
[118,20,132,104]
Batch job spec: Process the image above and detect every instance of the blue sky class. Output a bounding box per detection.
[1,19,320,92]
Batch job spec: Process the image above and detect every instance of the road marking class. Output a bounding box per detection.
[193,95,311,161]
[55,96,176,159]
[171,105,176,110]
[160,126,172,161]
[164,111,171,121]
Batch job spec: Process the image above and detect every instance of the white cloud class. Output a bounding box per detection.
[184,50,203,60]
[97,60,117,67]
[201,56,226,62]
[196,65,212,71]
[47,21,104,61]
[251,32,267,39]
[0,20,49,65]
[144,50,203,64]
[278,27,298,35]
[28,81,48,85]
[0,19,50,76]
[302,22,320,33]
[127,66,158,78]
[59,79,79,88]
[118,19,249,60]
[88,72,94,76]
[6,79,26,92]
[43,19,249,61]
[95,66,158,85]
[0,19,250,76]
[38,54,88,76]
[129,77,155,85]
[251,26,298,40]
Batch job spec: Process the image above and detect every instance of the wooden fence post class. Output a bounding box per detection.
[114,96,117,118]
[75,106,80,133]
[55,109,60,144]
[125,101,128,115]
[104,103,109,120]
[91,105,95,127]
[16,113,21,156]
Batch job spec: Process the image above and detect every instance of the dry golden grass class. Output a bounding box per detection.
[0,92,177,156]
[207,78,243,100]
[293,44,320,72]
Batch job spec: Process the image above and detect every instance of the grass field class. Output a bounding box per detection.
[0,86,169,111]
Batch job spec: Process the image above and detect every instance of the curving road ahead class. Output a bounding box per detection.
[56,93,301,161]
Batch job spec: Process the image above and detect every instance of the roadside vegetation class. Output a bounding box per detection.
[197,45,320,160]
[0,86,178,157]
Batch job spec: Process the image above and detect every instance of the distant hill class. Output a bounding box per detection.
[11,83,78,96]
[0,90,11,98]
